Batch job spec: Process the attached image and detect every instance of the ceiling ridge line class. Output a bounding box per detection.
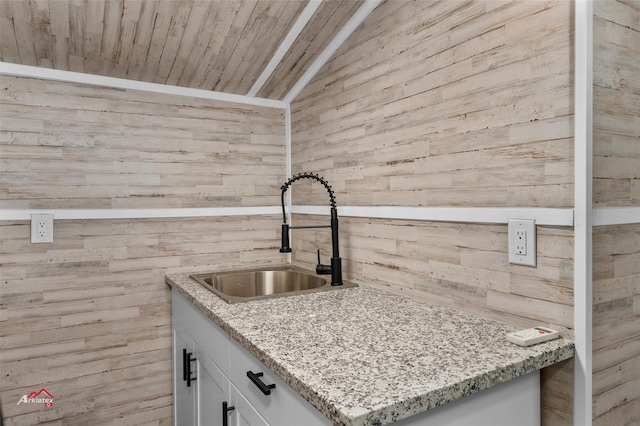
[283,0,382,104]
[247,0,324,98]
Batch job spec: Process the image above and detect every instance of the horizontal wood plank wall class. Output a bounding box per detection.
[0,217,285,425]
[592,2,640,425]
[292,215,574,333]
[291,0,574,208]
[592,224,640,426]
[0,75,285,209]
[593,0,640,208]
[289,1,574,424]
[0,77,286,425]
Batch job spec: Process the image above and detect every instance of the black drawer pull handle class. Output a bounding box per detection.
[182,348,197,387]
[222,401,235,426]
[182,349,188,381]
[247,370,276,395]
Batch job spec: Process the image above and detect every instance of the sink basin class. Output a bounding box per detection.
[190,267,357,303]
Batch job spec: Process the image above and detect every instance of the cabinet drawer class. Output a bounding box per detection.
[229,338,331,426]
[172,290,229,376]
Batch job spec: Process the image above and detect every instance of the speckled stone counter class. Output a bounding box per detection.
[166,272,574,426]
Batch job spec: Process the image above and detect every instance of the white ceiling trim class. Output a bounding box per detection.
[247,0,323,97]
[0,62,286,109]
[283,0,382,103]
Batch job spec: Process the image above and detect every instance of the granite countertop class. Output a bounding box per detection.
[166,272,575,426]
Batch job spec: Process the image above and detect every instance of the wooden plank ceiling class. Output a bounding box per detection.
[0,0,365,100]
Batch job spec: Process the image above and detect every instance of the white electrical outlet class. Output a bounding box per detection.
[515,229,527,255]
[508,219,536,267]
[31,214,54,243]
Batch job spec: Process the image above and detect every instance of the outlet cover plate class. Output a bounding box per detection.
[31,214,54,243]
[508,219,536,267]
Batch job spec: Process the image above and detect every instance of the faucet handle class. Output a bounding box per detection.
[316,249,332,275]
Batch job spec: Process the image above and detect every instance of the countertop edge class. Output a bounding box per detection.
[346,343,575,426]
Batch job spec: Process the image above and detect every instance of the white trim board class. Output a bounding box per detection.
[573,1,594,425]
[292,206,638,227]
[4,206,638,227]
[593,207,640,226]
[284,104,293,225]
[0,206,573,225]
[0,206,574,226]
[0,62,286,109]
[290,205,574,226]
[0,207,281,221]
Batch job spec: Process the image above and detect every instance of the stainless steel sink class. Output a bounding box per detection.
[190,267,357,303]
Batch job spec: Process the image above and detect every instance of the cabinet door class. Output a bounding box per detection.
[196,348,228,426]
[173,328,196,426]
[229,339,331,426]
[228,384,269,426]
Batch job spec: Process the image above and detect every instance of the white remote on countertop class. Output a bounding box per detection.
[506,327,560,347]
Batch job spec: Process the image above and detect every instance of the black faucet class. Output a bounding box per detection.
[279,172,343,286]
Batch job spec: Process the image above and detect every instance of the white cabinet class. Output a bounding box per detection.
[390,371,539,426]
[229,339,330,426]
[173,291,230,426]
[228,384,269,426]
[172,290,330,426]
[173,323,229,426]
[173,329,196,425]
[172,289,539,426]
[195,349,228,425]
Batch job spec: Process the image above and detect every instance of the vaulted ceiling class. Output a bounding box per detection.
[0,0,366,100]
